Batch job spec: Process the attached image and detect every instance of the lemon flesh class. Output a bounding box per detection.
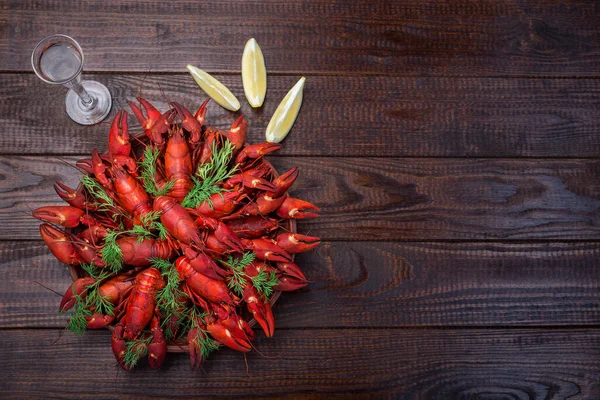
[242,38,267,108]
[186,64,240,111]
[265,77,305,143]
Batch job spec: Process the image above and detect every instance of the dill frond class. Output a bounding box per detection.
[189,324,219,361]
[140,211,168,240]
[140,210,161,225]
[139,146,161,196]
[123,336,152,369]
[66,298,92,336]
[187,307,219,360]
[101,230,124,273]
[130,225,153,242]
[86,289,115,317]
[139,146,176,197]
[80,175,116,211]
[64,264,116,336]
[219,253,256,296]
[181,141,238,208]
[79,262,101,279]
[149,257,174,272]
[153,258,188,340]
[155,222,169,240]
[251,270,279,298]
[156,266,185,314]
[157,179,176,197]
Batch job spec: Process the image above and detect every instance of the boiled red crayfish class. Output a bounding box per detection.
[34,98,319,370]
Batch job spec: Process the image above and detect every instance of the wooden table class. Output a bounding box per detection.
[1,1,599,398]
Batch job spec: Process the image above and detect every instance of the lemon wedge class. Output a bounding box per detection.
[186,64,240,111]
[242,38,267,108]
[265,77,305,143]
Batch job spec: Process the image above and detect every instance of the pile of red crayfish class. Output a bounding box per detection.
[34,98,319,370]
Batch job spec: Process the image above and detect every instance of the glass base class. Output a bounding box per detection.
[65,81,112,125]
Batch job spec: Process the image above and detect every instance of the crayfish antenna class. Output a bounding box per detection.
[32,280,63,297]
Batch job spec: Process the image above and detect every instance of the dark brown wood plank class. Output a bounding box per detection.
[4,1,600,75]
[1,156,599,241]
[2,74,600,157]
[3,241,598,328]
[1,328,599,398]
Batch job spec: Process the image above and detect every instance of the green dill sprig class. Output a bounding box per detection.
[181,141,238,208]
[64,264,114,336]
[250,269,279,298]
[219,253,278,298]
[219,252,256,296]
[101,230,124,273]
[186,307,219,361]
[101,217,167,273]
[79,262,103,279]
[80,175,116,212]
[151,258,189,341]
[139,146,176,197]
[66,298,92,336]
[155,223,168,240]
[140,211,169,240]
[220,252,256,296]
[150,257,174,272]
[123,336,153,369]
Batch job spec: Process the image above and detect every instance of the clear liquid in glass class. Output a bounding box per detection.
[39,43,82,82]
[32,34,112,125]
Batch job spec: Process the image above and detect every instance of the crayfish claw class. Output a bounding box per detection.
[111,324,131,371]
[149,109,175,145]
[54,181,88,210]
[194,98,210,125]
[171,102,202,140]
[187,327,203,370]
[269,167,299,197]
[111,155,137,175]
[235,142,281,165]
[75,158,94,173]
[206,321,252,353]
[108,110,131,157]
[274,262,309,291]
[71,235,105,267]
[224,115,247,151]
[276,233,321,254]
[60,277,95,312]
[33,205,85,228]
[244,238,293,263]
[274,273,309,291]
[91,149,113,189]
[187,317,211,371]
[40,223,82,266]
[147,316,167,369]
[213,222,245,253]
[130,98,172,145]
[242,173,277,192]
[129,101,146,128]
[131,97,161,128]
[245,286,275,337]
[86,312,115,329]
[275,262,307,282]
[276,197,319,219]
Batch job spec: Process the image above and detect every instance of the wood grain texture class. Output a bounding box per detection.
[3,0,600,397]
[4,1,600,75]
[1,156,599,241]
[2,74,600,157]
[1,329,599,399]
[3,241,599,328]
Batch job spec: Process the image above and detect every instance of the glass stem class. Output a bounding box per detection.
[64,75,94,108]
